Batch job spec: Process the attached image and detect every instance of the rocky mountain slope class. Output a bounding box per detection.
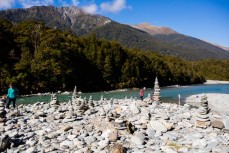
[131,23,178,35]
[0,5,111,36]
[1,6,229,60]
[132,23,229,60]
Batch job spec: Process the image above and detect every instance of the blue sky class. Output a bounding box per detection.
[0,0,229,47]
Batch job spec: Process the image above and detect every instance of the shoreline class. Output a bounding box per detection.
[185,93,229,115]
[16,80,229,98]
[204,80,229,84]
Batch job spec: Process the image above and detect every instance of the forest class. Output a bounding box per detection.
[0,19,228,94]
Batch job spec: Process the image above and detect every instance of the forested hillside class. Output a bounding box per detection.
[0,19,213,94]
[1,6,229,60]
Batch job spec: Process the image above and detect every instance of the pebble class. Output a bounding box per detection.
[0,97,228,153]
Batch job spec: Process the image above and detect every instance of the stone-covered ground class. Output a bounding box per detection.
[0,97,229,153]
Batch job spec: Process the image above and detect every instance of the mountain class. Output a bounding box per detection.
[202,40,229,52]
[0,5,111,36]
[132,23,229,60]
[131,23,178,35]
[91,22,229,60]
[1,6,229,60]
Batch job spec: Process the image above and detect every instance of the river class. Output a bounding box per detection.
[17,84,229,105]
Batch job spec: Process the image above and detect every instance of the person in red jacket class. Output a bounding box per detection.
[139,88,144,101]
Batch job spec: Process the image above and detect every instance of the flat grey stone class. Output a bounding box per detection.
[84,136,97,144]
[150,120,167,133]
[221,117,229,130]
[131,135,144,145]
[57,135,66,141]
[60,140,73,148]
[206,141,218,148]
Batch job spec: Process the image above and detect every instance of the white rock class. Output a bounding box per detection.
[60,140,73,147]
[131,135,144,145]
[150,120,167,133]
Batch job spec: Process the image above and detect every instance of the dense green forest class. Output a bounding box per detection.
[0,19,228,94]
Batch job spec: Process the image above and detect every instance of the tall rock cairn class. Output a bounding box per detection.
[195,94,211,128]
[152,77,161,104]
[0,99,6,126]
[72,86,78,103]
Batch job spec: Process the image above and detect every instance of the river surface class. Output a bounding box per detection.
[17,84,229,105]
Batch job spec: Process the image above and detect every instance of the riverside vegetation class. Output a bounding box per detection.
[1,19,229,94]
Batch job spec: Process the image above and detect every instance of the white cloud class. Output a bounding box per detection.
[0,0,15,9]
[82,4,98,14]
[72,0,80,6]
[100,0,128,13]
[18,0,53,8]
[0,0,132,15]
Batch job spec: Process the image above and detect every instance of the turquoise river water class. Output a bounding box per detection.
[17,84,229,105]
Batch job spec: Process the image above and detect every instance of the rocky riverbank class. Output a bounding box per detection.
[186,93,229,115]
[204,80,229,84]
[0,95,229,153]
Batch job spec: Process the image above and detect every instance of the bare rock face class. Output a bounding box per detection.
[0,135,11,152]
[131,23,178,35]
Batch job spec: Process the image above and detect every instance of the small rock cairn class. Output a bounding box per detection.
[50,93,60,106]
[195,94,211,128]
[152,77,161,105]
[88,96,94,109]
[0,99,6,126]
[72,88,86,115]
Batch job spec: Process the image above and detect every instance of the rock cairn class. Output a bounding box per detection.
[50,93,60,106]
[195,94,211,128]
[0,99,6,126]
[71,86,78,104]
[152,77,161,105]
[74,99,86,116]
[88,96,94,109]
[2,95,229,153]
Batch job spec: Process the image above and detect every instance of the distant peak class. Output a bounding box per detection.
[136,22,152,26]
[131,22,178,35]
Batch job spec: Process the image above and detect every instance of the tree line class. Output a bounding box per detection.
[1,19,228,94]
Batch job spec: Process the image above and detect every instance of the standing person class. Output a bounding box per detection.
[139,88,144,101]
[6,83,19,109]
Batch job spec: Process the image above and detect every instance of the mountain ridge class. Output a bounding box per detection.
[131,22,178,35]
[0,5,229,60]
[133,22,229,52]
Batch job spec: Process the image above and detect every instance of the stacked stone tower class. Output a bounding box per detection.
[72,86,78,102]
[195,94,211,128]
[152,77,161,104]
[50,93,60,106]
[88,96,94,109]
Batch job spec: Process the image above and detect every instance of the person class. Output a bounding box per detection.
[139,88,144,101]
[6,83,19,109]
